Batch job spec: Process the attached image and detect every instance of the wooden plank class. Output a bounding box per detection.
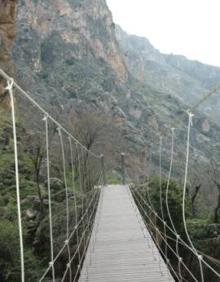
[79,185,174,282]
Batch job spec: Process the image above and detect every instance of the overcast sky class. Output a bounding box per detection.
[106,0,220,67]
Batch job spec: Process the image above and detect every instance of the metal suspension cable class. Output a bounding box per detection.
[164,128,184,280]
[83,159,102,280]
[146,151,156,211]
[158,137,168,261]
[80,146,91,278]
[165,128,177,233]
[129,73,220,282]
[77,144,87,262]
[43,115,56,281]
[182,111,204,282]
[133,186,220,279]
[73,189,100,282]
[138,109,220,280]
[61,187,100,282]
[190,85,220,112]
[127,186,163,272]
[133,190,198,282]
[168,84,220,134]
[83,175,103,281]
[145,150,163,262]
[69,138,81,264]
[132,190,181,282]
[165,232,220,272]
[38,185,99,281]
[159,137,164,219]
[176,235,182,282]
[0,69,100,159]
[143,148,169,269]
[146,143,169,266]
[133,190,199,282]
[81,147,90,227]
[6,79,25,282]
[58,128,72,282]
[132,185,192,247]
[89,173,104,259]
[143,216,192,281]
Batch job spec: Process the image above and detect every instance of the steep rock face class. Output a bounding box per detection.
[16,0,127,82]
[13,0,132,133]
[165,54,220,89]
[0,0,16,71]
[116,26,167,82]
[12,0,151,177]
[0,0,17,108]
[116,26,207,102]
[116,26,220,122]
[11,0,220,180]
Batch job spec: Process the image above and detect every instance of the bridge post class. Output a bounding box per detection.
[100,154,106,186]
[121,152,126,185]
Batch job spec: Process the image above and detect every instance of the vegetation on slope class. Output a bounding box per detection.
[0,108,102,281]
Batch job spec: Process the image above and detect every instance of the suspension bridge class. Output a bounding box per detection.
[1,68,220,282]
[79,185,173,282]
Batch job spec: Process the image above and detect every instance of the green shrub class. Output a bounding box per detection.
[107,171,122,184]
[0,219,20,281]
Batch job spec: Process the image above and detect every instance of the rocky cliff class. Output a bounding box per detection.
[116,25,220,122]
[6,0,220,179]
[0,0,17,108]
[15,0,127,81]
[13,0,131,126]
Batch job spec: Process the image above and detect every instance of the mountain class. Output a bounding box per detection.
[116,26,220,121]
[13,0,125,109]
[11,0,153,178]
[1,0,219,179]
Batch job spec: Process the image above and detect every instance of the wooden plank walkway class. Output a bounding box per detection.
[79,185,174,282]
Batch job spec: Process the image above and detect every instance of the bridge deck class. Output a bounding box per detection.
[79,185,174,282]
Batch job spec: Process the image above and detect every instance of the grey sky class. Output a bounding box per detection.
[106,0,220,67]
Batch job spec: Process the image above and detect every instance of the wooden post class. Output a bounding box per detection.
[121,152,125,185]
[100,154,106,186]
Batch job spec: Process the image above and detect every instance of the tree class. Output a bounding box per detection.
[191,184,201,216]
[69,111,122,189]
[209,158,220,223]
[70,111,117,152]
[26,131,45,218]
[148,176,185,235]
[188,171,202,217]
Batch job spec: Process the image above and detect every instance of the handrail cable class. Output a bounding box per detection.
[133,190,199,282]
[159,137,168,261]
[0,69,100,159]
[38,186,100,281]
[132,187,220,279]
[44,115,56,281]
[182,111,204,282]
[58,128,72,282]
[61,188,99,282]
[7,78,25,282]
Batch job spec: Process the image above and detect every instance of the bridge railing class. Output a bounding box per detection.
[128,110,220,281]
[1,65,220,282]
[0,69,104,282]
